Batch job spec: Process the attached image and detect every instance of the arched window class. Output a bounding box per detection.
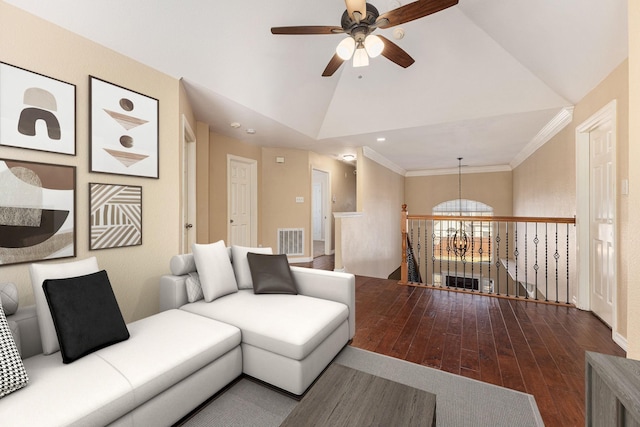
[432,199,493,262]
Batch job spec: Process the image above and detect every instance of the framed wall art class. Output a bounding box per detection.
[89,183,142,250]
[0,159,76,266]
[0,62,76,155]
[90,76,159,178]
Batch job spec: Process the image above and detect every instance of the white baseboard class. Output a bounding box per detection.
[613,331,628,352]
[334,267,345,273]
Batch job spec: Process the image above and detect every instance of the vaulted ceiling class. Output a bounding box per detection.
[6,0,628,172]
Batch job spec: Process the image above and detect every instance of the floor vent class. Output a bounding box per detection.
[278,228,304,256]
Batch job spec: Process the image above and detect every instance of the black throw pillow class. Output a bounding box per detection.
[43,270,129,364]
[247,253,298,294]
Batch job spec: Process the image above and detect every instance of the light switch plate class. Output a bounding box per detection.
[296,196,304,203]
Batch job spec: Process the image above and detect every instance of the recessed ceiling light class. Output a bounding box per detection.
[246,128,256,134]
[376,137,386,142]
[230,122,241,129]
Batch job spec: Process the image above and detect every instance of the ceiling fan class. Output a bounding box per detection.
[271,0,458,76]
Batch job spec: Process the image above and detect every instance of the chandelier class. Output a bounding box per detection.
[449,157,469,258]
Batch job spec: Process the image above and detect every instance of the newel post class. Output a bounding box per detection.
[400,204,408,285]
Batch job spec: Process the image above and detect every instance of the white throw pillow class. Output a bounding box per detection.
[29,257,99,355]
[231,245,273,289]
[185,272,204,303]
[192,241,238,302]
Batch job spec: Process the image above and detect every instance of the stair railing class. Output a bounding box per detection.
[400,204,576,305]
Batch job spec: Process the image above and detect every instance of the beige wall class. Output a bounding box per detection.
[405,171,513,216]
[207,132,262,244]
[341,151,404,278]
[628,0,640,359]
[0,3,182,322]
[261,147,311,254]
[513,59,629,339]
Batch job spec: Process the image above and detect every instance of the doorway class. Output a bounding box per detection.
[227,155,257,247]
[181,115,196,254]
[576,100,620,347]
[312,169,331,257]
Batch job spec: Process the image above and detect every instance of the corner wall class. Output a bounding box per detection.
[340,151,404,278]
[513,59,629,340]
[0,3,182,322]
[627,0,640,358]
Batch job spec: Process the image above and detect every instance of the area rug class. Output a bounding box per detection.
[179,346,544,427]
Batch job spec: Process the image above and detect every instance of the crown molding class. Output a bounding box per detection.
[510,106,574,169]
[406,164,512,177]
[362,146,406,176]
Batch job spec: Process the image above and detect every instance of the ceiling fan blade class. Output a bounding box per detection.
[378,35,415,68]
[271,26,343,35]
[377,0,458,29]
[345,0,367,20]
[322,53,345,77]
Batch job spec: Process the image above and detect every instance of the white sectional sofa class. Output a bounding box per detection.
[0,243,355,426]
[159,244,356,395]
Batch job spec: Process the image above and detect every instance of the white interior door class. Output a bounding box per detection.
[589,120,615,327]
[228,156,256,247]
[312,182,324,241]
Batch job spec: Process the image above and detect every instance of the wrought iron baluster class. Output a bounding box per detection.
[545,223,549,302]
[534,223,539,301]
[524,224,528,299]
[554,223,560,304]
[495,223,501,296]
[566,223,570,305]
[505,223,509,297]
[514,222,519,298]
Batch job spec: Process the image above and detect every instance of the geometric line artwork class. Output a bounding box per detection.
[90,183,142,250]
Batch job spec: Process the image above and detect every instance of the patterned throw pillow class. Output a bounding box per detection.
[186,272,204,303]
[0,303,29,398]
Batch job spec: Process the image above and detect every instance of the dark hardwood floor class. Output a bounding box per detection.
[294,255,626,427]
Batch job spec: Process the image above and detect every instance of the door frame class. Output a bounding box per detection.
[311,168,332,256]
[180,114,196,254]
[227,154,258,247]
[575,100,622,347]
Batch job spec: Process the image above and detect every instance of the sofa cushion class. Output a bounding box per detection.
[0,352,134,426]
[181,291,349,360]
[0,302,28,398]
[42,270,130,364]
[248,253,298,294]
[96,309,241,406]
[230,245,273,289]
[29,257,100,355]
[192,241,238,302]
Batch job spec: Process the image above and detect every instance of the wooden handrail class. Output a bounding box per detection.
[406,214,575,224]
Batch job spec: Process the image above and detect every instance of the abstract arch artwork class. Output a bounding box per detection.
[89,76,159,178]
[0,62,76,155]
[89,183,142,250]
[0,159,76,266]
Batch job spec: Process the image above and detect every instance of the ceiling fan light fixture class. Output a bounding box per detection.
[353,47,369,67]
[336,37,356,60]
[364,34,384,58]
